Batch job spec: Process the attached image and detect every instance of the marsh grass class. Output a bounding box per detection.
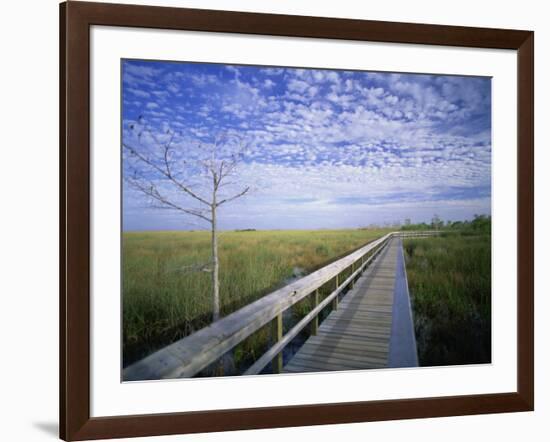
[404,232,491,366]
[123,228,391,368]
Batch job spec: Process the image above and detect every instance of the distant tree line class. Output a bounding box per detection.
[401,214,491,234]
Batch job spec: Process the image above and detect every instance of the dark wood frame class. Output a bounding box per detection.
[60,1,534,440]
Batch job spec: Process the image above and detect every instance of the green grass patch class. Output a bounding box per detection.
[404,233,491,366]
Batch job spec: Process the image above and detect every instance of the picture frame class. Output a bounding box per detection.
[60,1,534,440]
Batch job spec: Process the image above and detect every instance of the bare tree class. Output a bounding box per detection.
[123,116,250,322]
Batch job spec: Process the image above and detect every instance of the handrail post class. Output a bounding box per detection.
[271,312,283,374]
[311,289,319,336]
[350,262,355,288]
[332,274,339,310]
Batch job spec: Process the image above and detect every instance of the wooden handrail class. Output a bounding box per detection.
[395,230,441,237]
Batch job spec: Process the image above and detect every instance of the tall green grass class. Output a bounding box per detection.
[123,228,391,367]
[403,232,491,366]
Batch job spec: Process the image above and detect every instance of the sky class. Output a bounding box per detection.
[122,59,491,231]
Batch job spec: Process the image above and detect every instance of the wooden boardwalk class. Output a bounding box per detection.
[123,232,425,381]
[283,238,400,373]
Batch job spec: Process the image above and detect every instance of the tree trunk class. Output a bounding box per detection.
[211,202,220,322]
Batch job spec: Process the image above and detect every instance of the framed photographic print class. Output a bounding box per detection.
[60,1,534,440]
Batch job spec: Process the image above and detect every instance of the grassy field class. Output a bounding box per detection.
[403,232,491,366]
[123,228,391,368]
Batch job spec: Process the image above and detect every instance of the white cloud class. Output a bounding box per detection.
[288,79,309,93]
[126,88,150,98]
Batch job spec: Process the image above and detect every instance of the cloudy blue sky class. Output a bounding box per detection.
[122,59,491,231]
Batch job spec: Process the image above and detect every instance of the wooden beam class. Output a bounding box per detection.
[332,274,339,310]
[271,313,283,374]
[311,289,319,336]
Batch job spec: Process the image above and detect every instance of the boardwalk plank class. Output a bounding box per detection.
[306,334,390,351]
[296,343,388,362]
[303,341,389,357]
[291,352,384,368]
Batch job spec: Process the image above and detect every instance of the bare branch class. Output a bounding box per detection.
[217,180,239,188]
[216,186,250,207]
[125,176,212,223]
[124,141,212,207]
